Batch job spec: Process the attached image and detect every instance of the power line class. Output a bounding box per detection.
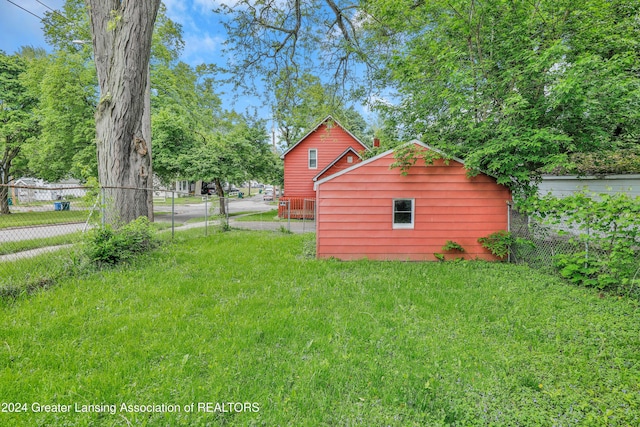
[34,0,55,13]
[4,0,44,20]
[34,0,74,25]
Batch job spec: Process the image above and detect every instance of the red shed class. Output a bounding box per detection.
[279,116,369,218]
[314,141,512,261]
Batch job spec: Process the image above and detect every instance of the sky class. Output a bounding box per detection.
[0,0,373,123]
[0,0,259,113]
[0,0,226,64]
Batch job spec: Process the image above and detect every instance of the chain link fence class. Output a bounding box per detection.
[508,204,639,285]
[0,185,314,293]
[508,205,589,268]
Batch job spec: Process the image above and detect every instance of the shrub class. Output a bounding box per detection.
[522,191,640,291]
[478,230,513,259]
[84,216,158,267]
[442,240,465,252]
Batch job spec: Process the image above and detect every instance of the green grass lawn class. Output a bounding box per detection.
[1,231,639,426]
[0,210,90,229]
[0,232,83,256]
[234,209,280,222]
[235,209,307,222]
[153,196,209,206]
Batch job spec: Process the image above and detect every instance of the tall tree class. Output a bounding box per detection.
[180,112,275,214]
[272,70,372,147]
[220,0,364,78]
[37,1,184,185]
[85,0,161,223]
[0,52,39,214]
[218,0,371,112]
[360,0,640,192]
[151,62,222,185]
[21,49,97,181]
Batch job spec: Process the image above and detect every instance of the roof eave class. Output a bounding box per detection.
[280,115,370,159]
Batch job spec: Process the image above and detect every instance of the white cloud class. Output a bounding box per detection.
[201,0,243,9]
[161,0,229,65]
[182,32,226,65]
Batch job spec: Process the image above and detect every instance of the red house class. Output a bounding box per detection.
[314,141,512,261]
[279,116,369,218]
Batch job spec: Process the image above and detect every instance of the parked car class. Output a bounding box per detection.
[263,190,274,201]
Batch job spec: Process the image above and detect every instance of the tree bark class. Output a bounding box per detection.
[85,0,160,224]
[214,177,227,216]
[0,146,19,215]
[0,185,9,215]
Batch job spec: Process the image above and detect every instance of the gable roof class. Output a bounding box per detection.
[280,115,370,159]
[312,147,363,182]
[314,140,475,190]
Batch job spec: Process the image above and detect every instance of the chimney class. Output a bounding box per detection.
[373,137,380,148]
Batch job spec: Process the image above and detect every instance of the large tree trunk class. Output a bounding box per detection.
[0,185,9,215]
[214,178,227,216]
[86,0,160,224]
[0,146,19,215]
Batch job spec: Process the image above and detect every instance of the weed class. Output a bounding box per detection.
[478,230,513,259]
[442,240,465,252]
[83,216,158,267]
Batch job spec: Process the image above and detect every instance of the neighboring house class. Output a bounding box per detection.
[279,116,370,218]
[538,174,640,198]
[314,141,512,261]
[13,177,87,203]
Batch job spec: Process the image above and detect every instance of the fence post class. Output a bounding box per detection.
[302,199,306,233]
[287,200,291,232]
[101,187,106,228]
[171,191,175,239]
[204,195,208,237]
[585,223,590,263]
[507,201,512,263]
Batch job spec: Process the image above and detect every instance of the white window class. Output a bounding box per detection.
[347,155,353,163]
[393,199,414,229]
[309,149,318,169]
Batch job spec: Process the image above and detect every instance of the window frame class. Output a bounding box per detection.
[308,148,318,169]
[392,198,415,229]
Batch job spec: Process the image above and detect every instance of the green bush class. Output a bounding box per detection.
[522,191,640,292]
[442,240,465,252]
[84,216,158,266]
[478,230,514,259]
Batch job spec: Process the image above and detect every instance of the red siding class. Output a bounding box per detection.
[315,151,362,182]
[316,144,512,261]
[283,123,367,198]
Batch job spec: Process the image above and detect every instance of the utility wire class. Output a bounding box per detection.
[4,0,44,20]
[34,0,55,12]
[5,0,73,26]
[34,0,74,25]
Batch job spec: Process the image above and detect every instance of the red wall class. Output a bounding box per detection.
[315,150,362,182]
[316,145,512,261]
[283,123,367,198]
